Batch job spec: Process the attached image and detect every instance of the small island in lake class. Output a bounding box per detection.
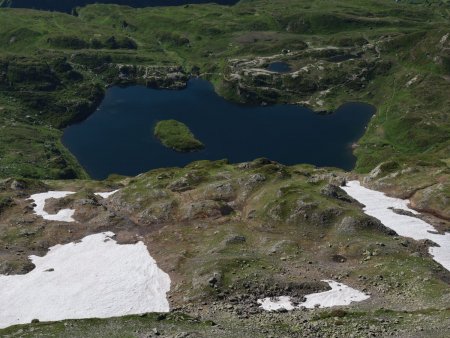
[154,119,204,152]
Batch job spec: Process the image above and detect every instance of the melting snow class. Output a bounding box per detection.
[300,280,370,308]
[0,232,171,329]
[29,191,76,222]
[95,190,119,199]
[258,296,296,311]
[342,181,450,272]
[29,189,120,223]
[258,280,369,311]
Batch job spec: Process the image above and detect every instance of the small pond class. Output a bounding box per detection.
[327,53,362,63]
[62,79,375,179]
[267,62,292,73]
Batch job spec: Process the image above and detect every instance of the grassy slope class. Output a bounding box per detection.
[2,308,449,337]
[154,119,204,152]
[354,29,450,172]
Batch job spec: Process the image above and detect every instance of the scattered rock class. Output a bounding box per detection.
[321,184,357,203]
[10,180,26,191]
[225,235,246,245]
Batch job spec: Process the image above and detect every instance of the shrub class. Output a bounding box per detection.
[48,36,89,49]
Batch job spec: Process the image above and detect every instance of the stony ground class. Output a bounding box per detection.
[0,159,449,337]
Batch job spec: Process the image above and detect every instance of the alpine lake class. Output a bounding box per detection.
[62,78,375,179]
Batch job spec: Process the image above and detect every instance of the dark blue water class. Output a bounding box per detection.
[3,0,239,12]
[267,62,292,73]
[62,79,374,179]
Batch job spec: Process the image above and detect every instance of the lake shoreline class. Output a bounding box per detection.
[62,78,375,179]
[2,0,241,13]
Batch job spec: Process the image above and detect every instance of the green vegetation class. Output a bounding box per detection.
[154,119,204,152]
[0,312,217,337]
[2,308,449,337]
[0,0,448,182]
[0,2,449,336]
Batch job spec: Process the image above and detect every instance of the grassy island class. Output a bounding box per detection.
[154,120,204,152]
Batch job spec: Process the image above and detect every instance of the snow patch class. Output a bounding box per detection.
[258,280,369,311]
[95,190,119,199]
[342,181,450,272]
[29,191,76,222]
[29,189,120,222]
[0,232,171,329]
[300,280,370,308]
[258,296,295,311]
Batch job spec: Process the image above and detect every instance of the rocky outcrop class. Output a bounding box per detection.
[223,43,387,107]
[360,162,449,222]
[320,184,357,204]
[337,215,397,236]
[410,183,450,220]
[114,64,188,89]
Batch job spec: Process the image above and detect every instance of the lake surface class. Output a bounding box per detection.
[267,62,292,73]
[4,0,240,12]
[63,79,375,179]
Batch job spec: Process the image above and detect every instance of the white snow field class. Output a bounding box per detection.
[258,280,369,311]
[0,232,171,329]
[342,181,450,272]
[29,191,76,222]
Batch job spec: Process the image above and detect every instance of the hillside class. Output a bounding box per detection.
[0,0,449,336]
[1,160,449,336]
